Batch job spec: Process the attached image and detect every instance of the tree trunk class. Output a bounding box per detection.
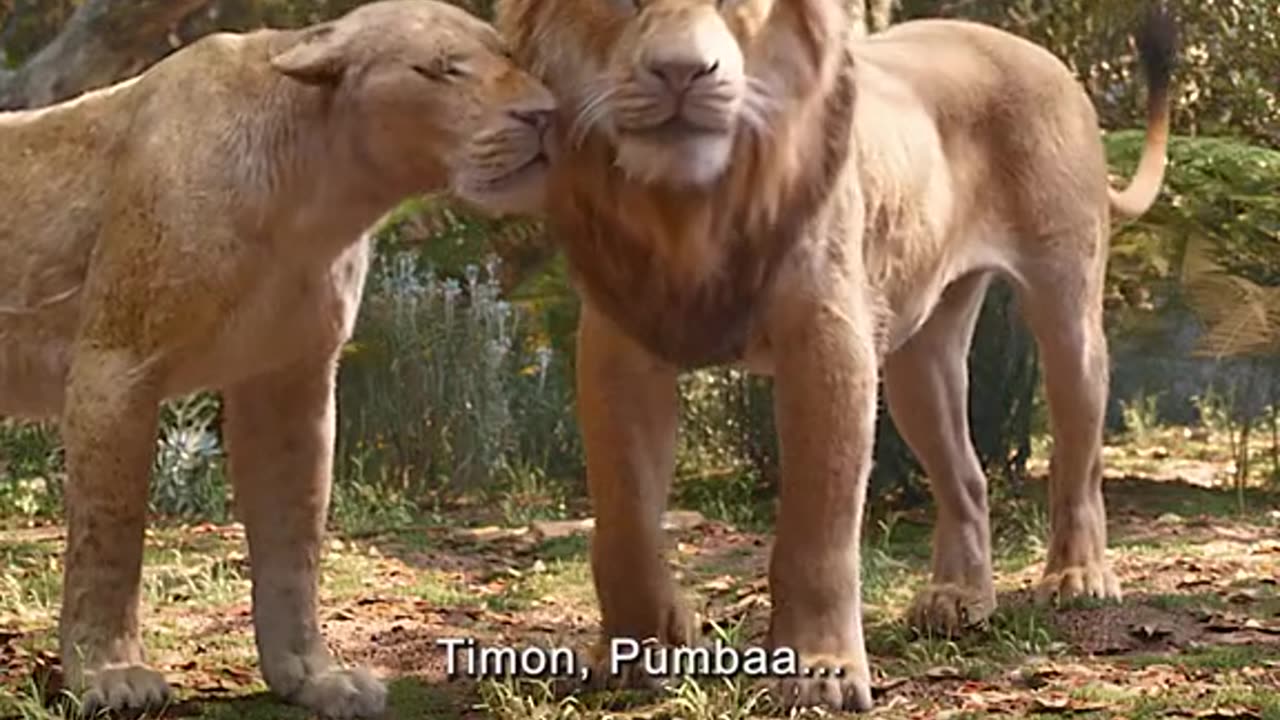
[0,0,214,110]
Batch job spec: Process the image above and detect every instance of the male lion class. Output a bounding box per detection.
[0,1,553,716]
[496,0,1173,711]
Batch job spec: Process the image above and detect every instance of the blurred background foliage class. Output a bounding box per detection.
[0,0,1277,530]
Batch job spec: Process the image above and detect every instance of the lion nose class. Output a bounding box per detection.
[647,58,719,93]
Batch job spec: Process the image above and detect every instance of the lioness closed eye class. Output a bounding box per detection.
[0,1,553,717]
[497,0,1174,712]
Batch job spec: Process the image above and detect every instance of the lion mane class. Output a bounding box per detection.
[498,0,1173,713]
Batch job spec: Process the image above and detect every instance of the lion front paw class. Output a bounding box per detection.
[265,652,386,719]
[770,655,873,713]
[78,664,172,715]
[908,582,996,636]
[1036,562,1121,605]
[587,597,698,691]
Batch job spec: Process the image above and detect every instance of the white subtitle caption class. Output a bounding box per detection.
[437,638,842,681]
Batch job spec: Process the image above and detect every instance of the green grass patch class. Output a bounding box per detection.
[1121,643,1278,672]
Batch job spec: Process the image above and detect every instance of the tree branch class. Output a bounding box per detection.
[0,0,213,110]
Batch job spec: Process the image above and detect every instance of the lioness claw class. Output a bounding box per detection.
[908,582,996,636]
[79,664,172,715]
[1036,563,1122,605]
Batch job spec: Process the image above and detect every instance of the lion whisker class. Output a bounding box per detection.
[570,82,619,148]
[740,76,782,140]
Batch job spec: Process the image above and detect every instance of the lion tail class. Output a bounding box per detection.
[1108,4,1177,220]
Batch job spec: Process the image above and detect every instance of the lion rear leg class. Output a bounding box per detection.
[59,348,172,715]
[1016,247,1120,604]
[575,306,695,689]
[884,273,996,635]
[222,352,386,719]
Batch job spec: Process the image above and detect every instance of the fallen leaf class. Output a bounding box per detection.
[1166,707,1263,719]
[1130,623,1174,641]
[1032,693,1108,714]
[924,665,961,680]
[698,575,736,594]
[1226,589,1260,604]
[872,676,908,696]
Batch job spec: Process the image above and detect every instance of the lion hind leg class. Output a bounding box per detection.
[1015,245,1120,605]
[222,352,386,720]
[884,272,997,635]
[59,347,172,714]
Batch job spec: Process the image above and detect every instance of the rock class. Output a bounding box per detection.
[529,510,706,540]
[661,509,706,532]
[530,518,594,540]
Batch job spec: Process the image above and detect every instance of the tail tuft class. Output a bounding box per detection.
[1135,4,1177,102]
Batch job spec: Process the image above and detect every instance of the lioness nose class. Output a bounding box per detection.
[647,58,719,93]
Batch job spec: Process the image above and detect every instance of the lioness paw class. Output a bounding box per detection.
[908,582,996,636]
[1036,563,1121,605]
[770,655,873,713]
[265,651,386,719]
[292,667,387,719]
[79,664,172,715]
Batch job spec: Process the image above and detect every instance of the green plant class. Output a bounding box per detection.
[150,391,228,520]
[335,243,581,512]
[0,420,63,522]
[1121,390,1165,441]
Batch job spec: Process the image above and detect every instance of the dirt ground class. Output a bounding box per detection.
[1,435,1278,719]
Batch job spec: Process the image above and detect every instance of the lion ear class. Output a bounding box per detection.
[270,22,351,85]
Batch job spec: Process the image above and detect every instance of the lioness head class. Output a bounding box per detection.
[498,0,847,189]
[271,0,555,215]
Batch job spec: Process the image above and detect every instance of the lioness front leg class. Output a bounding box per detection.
[884,274,996,634]
[576,305,695,687]
[766,292,876,712]
[222,353,386,719]
[60,348,172,714]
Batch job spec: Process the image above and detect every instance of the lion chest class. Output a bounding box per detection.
[559,221,783,370]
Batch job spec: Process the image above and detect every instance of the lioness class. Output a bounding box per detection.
[0,1,553,716]
[496,0,1173,711]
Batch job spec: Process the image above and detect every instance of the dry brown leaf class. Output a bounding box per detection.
[698,575,736,594]
[1167,707,1264,720]
[1130,623,1174,641]
[924,665,961,680]
[1031,693,1108,714]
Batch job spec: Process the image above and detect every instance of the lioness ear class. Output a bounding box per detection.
[271,23,350,85]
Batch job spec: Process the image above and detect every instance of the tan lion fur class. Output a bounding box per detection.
[0,1,554,716]
[496,0,1173,711]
